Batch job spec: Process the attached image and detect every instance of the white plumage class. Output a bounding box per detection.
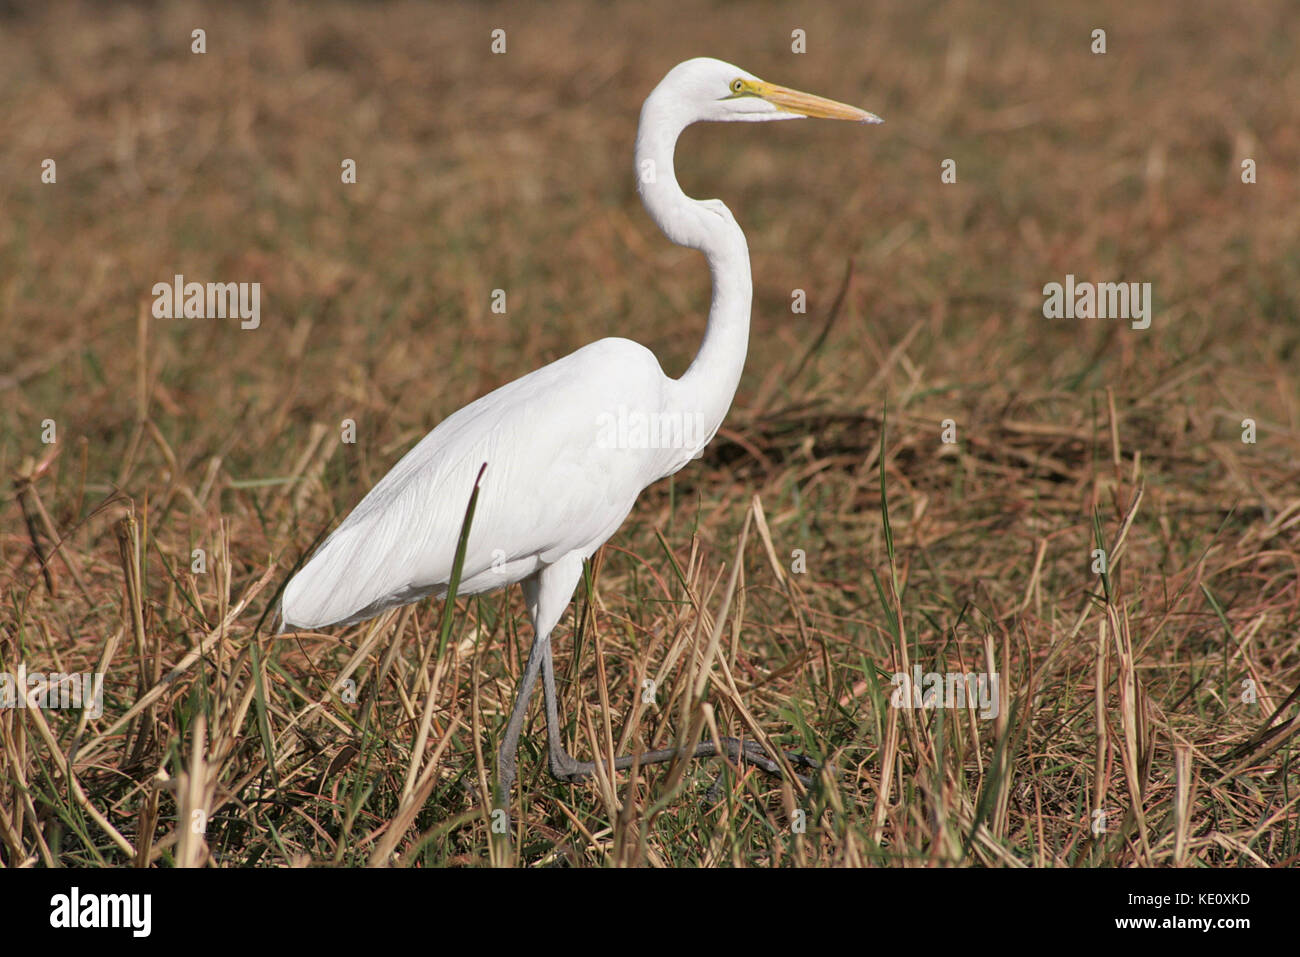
[281,338,687,628]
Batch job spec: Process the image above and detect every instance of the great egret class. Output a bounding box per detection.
[280,58,880,798]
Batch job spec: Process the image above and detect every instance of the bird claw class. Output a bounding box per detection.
[700,741,828,802]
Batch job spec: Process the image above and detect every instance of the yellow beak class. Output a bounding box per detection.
[756,81,882,123]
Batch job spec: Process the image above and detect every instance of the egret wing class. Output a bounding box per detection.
[280,338,673,629]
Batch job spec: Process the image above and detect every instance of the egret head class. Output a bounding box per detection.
[652,57,882,126]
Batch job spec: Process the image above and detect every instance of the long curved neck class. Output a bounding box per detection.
[636,97,752,449]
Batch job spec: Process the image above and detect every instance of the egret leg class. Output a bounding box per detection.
[494,625,549,804]
[496,555,584,803]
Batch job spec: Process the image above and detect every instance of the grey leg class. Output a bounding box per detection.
[495,627,548,804]
[540,622,571,774]
[496,557,579,804]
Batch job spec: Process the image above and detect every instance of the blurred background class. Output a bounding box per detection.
[1,1,1297,867]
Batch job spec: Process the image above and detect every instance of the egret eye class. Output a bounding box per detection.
[730,78,745,94]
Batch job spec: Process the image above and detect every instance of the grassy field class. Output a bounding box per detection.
[1,0,1298,867]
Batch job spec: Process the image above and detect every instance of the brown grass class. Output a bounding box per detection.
[1,0,1298,867]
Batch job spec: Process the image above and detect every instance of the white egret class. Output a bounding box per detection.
[280,57,880,798]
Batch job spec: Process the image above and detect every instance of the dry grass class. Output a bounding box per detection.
[1,0,1298,867]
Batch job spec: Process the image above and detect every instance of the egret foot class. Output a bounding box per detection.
[548,736,820,787]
